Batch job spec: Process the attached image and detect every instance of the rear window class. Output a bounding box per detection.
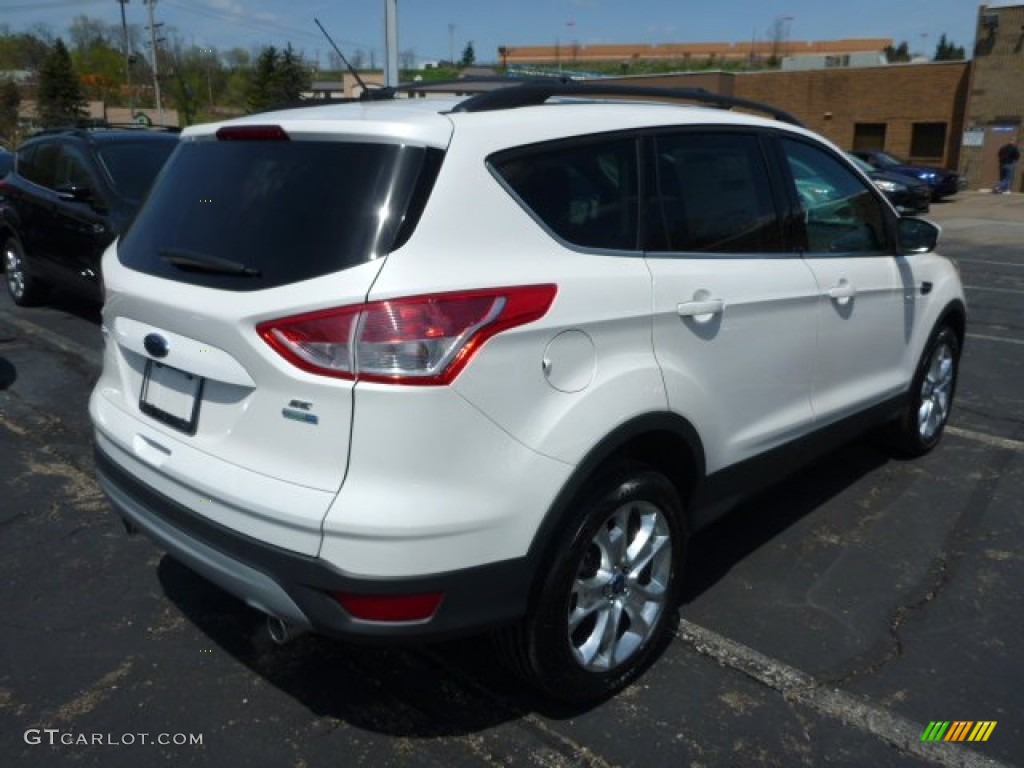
[118,138,440,291]
[98,140,177,200]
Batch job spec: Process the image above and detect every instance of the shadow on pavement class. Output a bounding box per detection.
[682,438,890,602]
[157,435,892,736]
[0,356,15,389]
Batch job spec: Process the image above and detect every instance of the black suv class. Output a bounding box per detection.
[0,127,178,306]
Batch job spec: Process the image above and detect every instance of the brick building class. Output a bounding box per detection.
[961,2,1024,191]
[613,62,971,174]
[501,4,1024,190]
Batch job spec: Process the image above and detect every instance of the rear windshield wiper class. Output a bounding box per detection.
[159,248,262,277]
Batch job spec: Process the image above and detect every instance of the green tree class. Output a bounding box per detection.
[884,41,911,63]
[246,45,280,112]
[0,79,20,143]
[460,41,476,67]
[276,43,310,103]
[245,44,309,113]
[38,38,86,127]
[933,34,965,61]
[0,31,52,71]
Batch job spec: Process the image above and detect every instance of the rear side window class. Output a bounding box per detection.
[119,139,440,291]
[649,132,783,254]
[492,136,639,251]
[98,140,177,200]
[18,141,59,188]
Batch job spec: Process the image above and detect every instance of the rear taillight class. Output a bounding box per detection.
[257,284,557,385]
[215,125,289,141]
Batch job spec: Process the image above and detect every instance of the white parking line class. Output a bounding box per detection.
[964,284,1024,296]
[966,333,1024,347]
[957,259,1024,269]
[677,621,1011,768]
[946,426,1024,452]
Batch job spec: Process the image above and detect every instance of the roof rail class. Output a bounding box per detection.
[448,80,804,126]
[28,121,181,138]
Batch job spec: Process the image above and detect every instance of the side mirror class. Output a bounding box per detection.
[897,217,940,255]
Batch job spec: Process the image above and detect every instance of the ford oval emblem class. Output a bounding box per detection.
[144,333,170,359]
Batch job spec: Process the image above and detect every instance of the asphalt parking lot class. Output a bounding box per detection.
[0,192,1021,767]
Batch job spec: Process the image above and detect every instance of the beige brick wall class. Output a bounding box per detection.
[616,62,970,170]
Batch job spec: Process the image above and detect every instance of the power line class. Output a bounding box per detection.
[162,0,382,56]
[0,0,108,12]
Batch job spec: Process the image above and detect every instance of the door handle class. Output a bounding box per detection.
[677,299,724,318]
[827,280,856,301]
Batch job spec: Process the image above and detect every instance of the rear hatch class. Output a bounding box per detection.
[96,115,448,547]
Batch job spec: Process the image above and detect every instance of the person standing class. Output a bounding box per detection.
[997,141,1020,194]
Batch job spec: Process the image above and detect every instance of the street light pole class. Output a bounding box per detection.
[384,0,398,87]
[117,0,133,116]
[145,0,164,125]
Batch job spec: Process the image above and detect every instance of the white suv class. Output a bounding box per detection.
[90,82,965,702]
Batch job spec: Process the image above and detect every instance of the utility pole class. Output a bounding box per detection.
[384,0,398,87]
[144,0,164,125]
[117,0,134,116]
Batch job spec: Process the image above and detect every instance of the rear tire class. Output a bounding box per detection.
[497,465,684,703]
[886,325,960,457]
[3,236,48,307]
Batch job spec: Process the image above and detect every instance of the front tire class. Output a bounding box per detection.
[3,236,48,307]
[498,465,684,703]
[888,325,960,457]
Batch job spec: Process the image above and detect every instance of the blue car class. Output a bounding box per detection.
[850,150,963,201]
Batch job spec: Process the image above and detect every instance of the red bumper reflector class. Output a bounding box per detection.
[332,591,444,622]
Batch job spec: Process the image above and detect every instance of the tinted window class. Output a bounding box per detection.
[493,136,638,251]
[55,146,93,189]
[119,139,439,291]
[650,132,782,254]
[98,140,177,200]
[18,141,59,188]
[781,139,889,254]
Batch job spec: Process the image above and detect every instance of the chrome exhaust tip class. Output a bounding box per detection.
[267,615,306,645]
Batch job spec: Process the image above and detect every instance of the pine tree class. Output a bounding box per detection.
[884,41,911,63]
[246,45,280,113]
[460,41,476,68]
[275,44,309,104]
[0,79,20,141]
[38,38,86,126]
[933,34,965,61]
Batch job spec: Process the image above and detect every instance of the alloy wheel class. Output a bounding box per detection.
[568,500,673,672]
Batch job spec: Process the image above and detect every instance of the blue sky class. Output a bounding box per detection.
[0,0,989,67]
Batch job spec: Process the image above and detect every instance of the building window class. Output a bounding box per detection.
[910,123,947,160]
[853,123,887,152]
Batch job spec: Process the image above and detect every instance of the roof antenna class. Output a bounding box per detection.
[314,18,390,100]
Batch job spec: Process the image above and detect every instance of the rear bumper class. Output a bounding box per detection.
[94,442,535,641]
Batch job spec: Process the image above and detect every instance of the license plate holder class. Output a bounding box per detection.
[139,360,204,435]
